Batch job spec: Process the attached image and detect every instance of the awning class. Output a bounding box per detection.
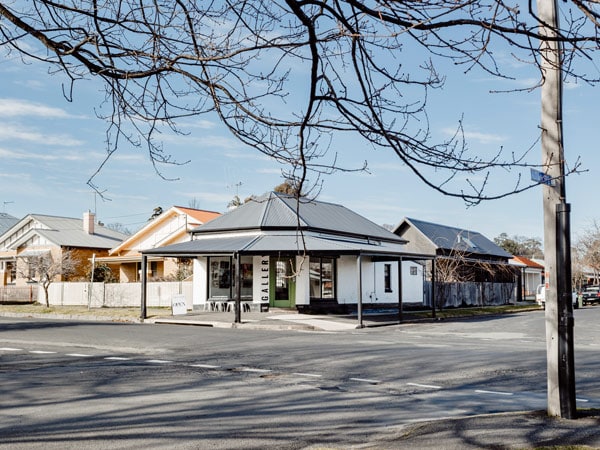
[17,249,51,258]
[94,255,165,264]
[142,231,435,260]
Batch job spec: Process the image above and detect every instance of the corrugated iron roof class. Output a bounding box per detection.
[7,214,127,250]
[143,231,412,256]
[0,213,18,236]
[400,217,512,259]
[193,192,405,244]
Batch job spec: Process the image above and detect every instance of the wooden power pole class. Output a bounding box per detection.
[537,0,577,419]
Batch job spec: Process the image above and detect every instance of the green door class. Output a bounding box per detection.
[270,257,296,308]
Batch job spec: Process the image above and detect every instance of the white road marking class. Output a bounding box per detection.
[66,353,93,357]
[190,363,221,369]
[0,347,22,351]
[104,356,132,361]
[293,372,322,378]
[145,359,172,364]
[239,367,272,373]
[475,389,514,396]
[407,382,442,389]
[350,377,380,384]
[29,350,56,354]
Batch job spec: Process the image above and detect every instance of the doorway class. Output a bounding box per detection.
[270,257,295,308]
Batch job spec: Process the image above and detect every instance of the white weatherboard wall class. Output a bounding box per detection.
[134,213,188,251]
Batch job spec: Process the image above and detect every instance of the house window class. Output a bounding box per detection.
[310,257,335,300]
[150,261,158,278]
[7,262,16,284]
[384,264,392,292]
[410,266,418,276]
[27,261,37,282]
[135,261,159,281]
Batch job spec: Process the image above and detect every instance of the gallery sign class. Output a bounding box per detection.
[260,256,269,302]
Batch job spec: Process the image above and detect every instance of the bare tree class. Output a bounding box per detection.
[571,245,588,292]
[17,250,77,307]
[0,1,595,202]
[432,230,516,307]
[575,221,600,285]
[2,0,599,419]
[105,222,132,236]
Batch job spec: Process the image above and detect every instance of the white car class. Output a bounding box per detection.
[535,284,545,307]
[535,284,579,309]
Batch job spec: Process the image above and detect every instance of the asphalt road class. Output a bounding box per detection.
[0,308,599,448]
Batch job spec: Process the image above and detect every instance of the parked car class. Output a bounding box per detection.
[535,284,545,307]
[581,285,600,306]
[535,284,579,309]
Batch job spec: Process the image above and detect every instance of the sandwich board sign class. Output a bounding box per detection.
[171,294,187,315]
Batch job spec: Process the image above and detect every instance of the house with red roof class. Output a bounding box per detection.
[511,255,544,301]
[96,206,220,282]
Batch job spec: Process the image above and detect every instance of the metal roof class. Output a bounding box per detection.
[0,213,18,236]
[398,217,512,259]
[143,230,416,257]
[6,214,128,250]
[193,192,405,244]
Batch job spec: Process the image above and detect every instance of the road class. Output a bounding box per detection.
[0,308,599,449]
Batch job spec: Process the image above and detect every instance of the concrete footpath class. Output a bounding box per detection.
[147,308,376,331]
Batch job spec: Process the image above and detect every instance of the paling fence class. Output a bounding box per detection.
[39,281,193,309]
[0,285,36,303]
[424,281,516,308]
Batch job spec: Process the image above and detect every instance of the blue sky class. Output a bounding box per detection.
[0,37,597,243]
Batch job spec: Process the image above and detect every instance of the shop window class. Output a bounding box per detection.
[208,256,253,300]
[239,257,253,299]
[310,257,335,300]
[209,257,231,299]
[384,264,392,292]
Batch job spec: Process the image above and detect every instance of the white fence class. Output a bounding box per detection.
[40,281,193,309]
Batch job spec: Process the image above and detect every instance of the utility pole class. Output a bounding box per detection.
[537,0,576,419]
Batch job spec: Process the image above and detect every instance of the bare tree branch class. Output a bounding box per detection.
[0,1,597,202]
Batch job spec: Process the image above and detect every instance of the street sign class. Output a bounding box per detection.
[530,168,555,186]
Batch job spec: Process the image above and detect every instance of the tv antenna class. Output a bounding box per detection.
[228,181,242,197]
[2,201,14,213]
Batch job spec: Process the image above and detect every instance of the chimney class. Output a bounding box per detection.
[83,211,95,235]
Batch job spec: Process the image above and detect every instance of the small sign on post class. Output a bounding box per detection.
[530,168,555,186]
[171,294,187,316]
